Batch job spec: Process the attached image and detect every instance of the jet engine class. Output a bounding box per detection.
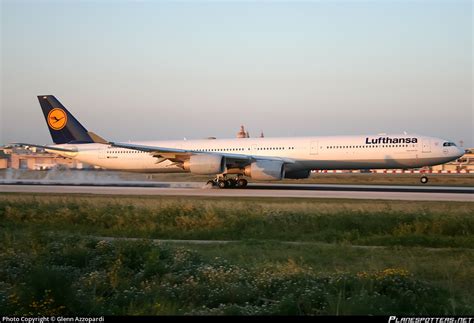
[244,160,285,181]
[183,154,226,175]
[284,170,311,179]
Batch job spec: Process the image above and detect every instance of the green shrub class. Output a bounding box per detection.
[1,233,471,315]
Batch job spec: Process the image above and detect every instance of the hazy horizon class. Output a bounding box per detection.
[1,0,472,147]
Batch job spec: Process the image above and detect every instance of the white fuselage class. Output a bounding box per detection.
[48,134,464,173]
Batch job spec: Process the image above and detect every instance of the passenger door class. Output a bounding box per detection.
[98,145,107,159]
[422,139,431,153]
[310,141,319,155]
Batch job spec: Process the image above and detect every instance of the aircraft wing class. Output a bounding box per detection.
[9,143,78,153]
[109,141,295,166]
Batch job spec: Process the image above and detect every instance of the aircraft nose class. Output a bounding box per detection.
[457,147,466,158]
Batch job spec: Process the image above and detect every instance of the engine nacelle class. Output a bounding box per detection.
[183,154,226,175]
[244,160,285,181]
[284,170,311,179]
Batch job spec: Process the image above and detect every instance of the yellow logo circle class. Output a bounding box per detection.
[47,108,68,130]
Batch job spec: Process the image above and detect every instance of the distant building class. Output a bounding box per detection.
[0,149,9,169]
[2,146,93,170]
[431,148,474,172]
[237,125,250,138]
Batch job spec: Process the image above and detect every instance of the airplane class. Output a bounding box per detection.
[12,95,465,188]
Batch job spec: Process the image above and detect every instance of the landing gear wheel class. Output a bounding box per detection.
[226,179,235,188]
[420,176,428,184]
[237,178,248,188]
[218,180,227,189]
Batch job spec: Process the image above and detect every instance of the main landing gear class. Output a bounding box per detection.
[207,175,248,189]
[420,176,429,184]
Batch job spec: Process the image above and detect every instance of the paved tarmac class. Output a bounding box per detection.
[0,182,472,201]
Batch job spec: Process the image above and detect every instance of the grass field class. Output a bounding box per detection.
[1,194,473,315]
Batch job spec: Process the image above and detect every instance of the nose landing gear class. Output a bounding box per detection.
[420,176,429,184]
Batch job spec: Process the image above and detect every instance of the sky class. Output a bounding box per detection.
[1,0,472,147]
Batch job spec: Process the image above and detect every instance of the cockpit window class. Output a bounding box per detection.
[443,142,456,147]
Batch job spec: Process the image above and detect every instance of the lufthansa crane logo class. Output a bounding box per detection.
[47,108,67,130]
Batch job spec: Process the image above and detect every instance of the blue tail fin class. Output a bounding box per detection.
[38,95,94,144]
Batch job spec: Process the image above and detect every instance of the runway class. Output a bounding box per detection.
[0,182,472,201]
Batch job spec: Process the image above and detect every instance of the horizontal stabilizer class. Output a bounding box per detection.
[10,143,78,153]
